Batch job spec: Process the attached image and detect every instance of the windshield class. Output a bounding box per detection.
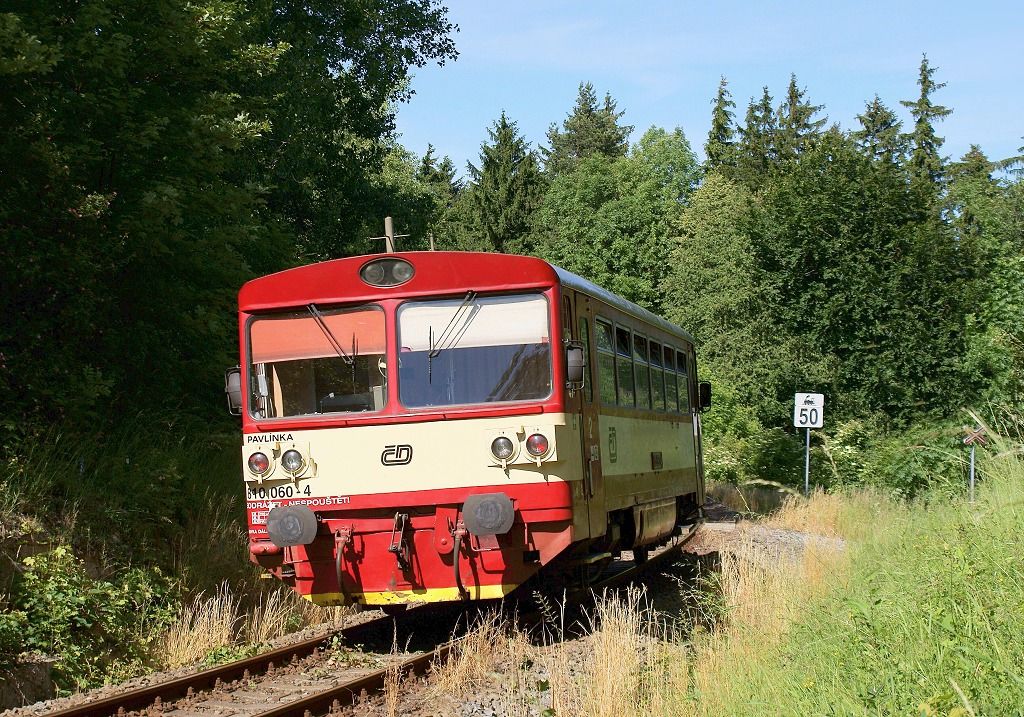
[397,294,552,408]
[248,305,386,418]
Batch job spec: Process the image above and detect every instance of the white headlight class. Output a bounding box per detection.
[281,449,304,473]
[491,437,515,461]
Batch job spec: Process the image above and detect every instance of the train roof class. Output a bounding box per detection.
[239,251,693,344]
[554,265,695,345]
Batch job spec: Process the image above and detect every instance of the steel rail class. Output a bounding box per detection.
[253,642,455,717]
[44,618,385,717]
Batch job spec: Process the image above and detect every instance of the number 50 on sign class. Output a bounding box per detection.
[794,393,824,428]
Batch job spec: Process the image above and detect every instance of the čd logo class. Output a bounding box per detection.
[381,444,413,465]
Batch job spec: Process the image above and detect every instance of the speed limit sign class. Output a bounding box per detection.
[794,393,824,428]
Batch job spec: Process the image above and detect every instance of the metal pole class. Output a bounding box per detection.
[804,427,811,497]
[969,443,976,503]
[384,216,395,253]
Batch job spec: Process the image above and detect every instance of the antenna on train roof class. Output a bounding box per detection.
[368,216,409,254]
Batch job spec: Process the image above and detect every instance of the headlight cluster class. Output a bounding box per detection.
[490,431,553,466]
[359,258,415,287]
[246,447,308,477]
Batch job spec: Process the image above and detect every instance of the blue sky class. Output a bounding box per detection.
[394,0,1022,178]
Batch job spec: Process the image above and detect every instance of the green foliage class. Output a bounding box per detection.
[734,86,778,183]
[536,127,699,313]
[543,82,633,176]
[710,448,1024,714]
[774,73,826,162]
[0,607,28,668]
[704,77,737,170]
[12,546,176,692]
[853,95,907,164]
[754,130,973,421]
[900,53,953,190]
[465,112,546,254]
[0,0,457,439]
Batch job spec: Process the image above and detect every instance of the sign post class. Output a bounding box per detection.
[963,426,987,502]
[794,393,825,496]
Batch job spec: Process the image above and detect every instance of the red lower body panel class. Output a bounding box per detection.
[246,482,575,605]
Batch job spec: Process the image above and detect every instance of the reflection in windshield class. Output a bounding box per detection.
[248,306,386,418]
[397,295,552,408]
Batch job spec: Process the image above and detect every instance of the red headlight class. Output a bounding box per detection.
[248,452,271,475]
[526,433,549,457]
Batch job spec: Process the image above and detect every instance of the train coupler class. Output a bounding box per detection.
[387,512,412,572]
[451,519,469,600]
[334,526,353,603]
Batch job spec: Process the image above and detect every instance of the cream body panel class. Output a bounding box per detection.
[598,412,698,507]
[599,413,695,476]
[241,413,584,497]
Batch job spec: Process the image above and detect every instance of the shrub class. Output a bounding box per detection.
[13,546,176,692]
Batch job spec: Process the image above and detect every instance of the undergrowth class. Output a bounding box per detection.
[0,418,345,694]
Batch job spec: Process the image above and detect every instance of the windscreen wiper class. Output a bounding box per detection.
[428,290,477,382]
[307,304,353,365]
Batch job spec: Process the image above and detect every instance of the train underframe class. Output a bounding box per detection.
[249,488,702,607]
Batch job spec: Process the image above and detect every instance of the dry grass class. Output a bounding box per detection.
[542,586,690,717]
[156,581,356,669]
[688,511,852,715]
[529,496,854,717]
[287,596,356,630]
[430,610,530,698]
[157,582,241,669]
[383,661,402,717]
[761,488,845,537]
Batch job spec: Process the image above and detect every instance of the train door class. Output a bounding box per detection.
[689,348,706,505]
[573,293,607,538]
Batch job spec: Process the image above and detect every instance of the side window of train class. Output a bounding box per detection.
[578,316,593,403]
[650,341,666,411]
[676,350,690,412]
[663,345,678,412]
[595,318,616,406]
[633,333,652,410]
[562,296,573,339]
[615,325,635,407]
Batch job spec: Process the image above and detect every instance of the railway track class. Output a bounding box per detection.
[37,526,703,717]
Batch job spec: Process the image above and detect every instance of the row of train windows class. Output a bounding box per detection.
[594,318,690,413]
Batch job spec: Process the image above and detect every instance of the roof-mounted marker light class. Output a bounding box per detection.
[360,258,414,288]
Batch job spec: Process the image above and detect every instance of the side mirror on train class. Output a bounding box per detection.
[565,341,586,389]
[698,381,712,412]
[225,366,242,416]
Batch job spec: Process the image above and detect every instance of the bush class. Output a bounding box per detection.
[13,546,177,692]
[0,608,28,668]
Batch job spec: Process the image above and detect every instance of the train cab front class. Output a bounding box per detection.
[235,254,581,607]
[242,420,577,607]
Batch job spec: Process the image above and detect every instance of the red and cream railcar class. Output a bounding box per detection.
[231,252,708,607]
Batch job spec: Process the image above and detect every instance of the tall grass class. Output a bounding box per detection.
[542,587,689,717]
[158,583,241,669]
[693,427,1024,715]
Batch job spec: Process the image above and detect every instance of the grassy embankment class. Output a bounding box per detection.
[0,420,347,694]
[431,427,1024,716]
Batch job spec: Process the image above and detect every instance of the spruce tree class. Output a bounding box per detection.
[900,55,952,188]
[949,145,994,181]
[853,95,907,164]
[735,87,778,183]
[467,112,546,254]
[705,76,737,170]
[543,82,632,176]
[775,74,826,161]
